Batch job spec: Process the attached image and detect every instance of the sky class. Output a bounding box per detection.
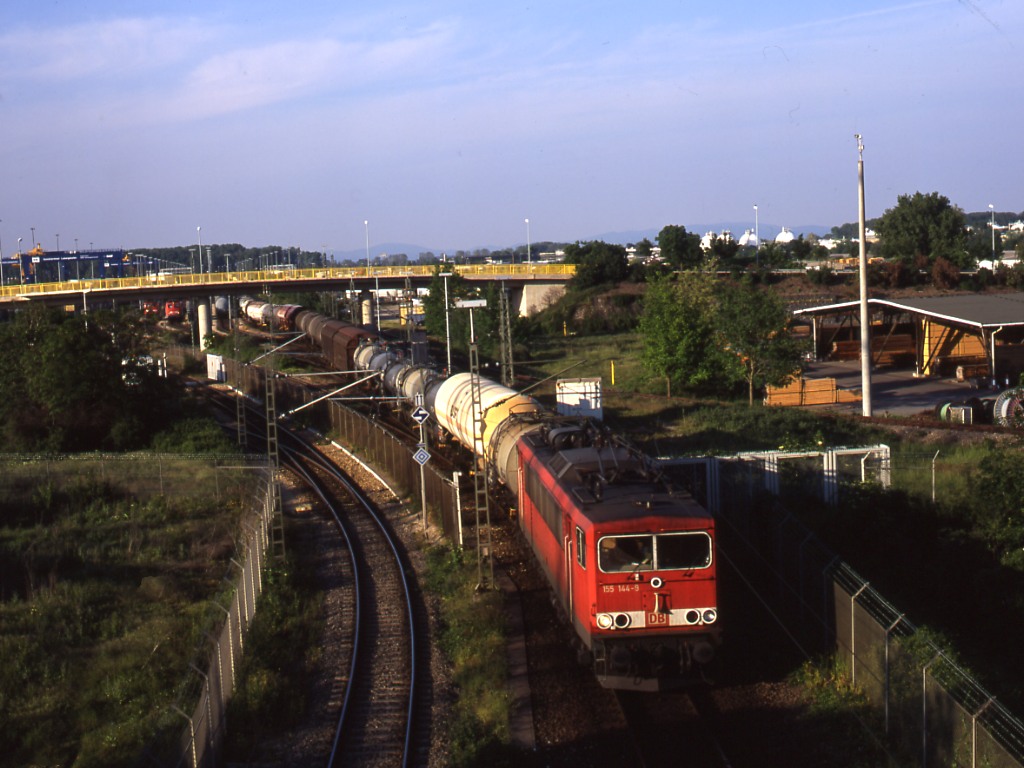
[0,0,1019,256]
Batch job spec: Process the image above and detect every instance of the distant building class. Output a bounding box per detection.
[736,229,759,247]
[701,230,735,250]
[774,227,796,244]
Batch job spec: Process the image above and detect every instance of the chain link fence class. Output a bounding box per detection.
[218,354,467,544]
[159,463,276,768]
[0,453,275,768]
[663,453,1024,767]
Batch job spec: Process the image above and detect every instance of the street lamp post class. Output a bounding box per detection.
[0,220,5,288]
[989,204,996,260]
[855,134,872,418]
[17,238,23,284]
[197,226,203,274]
[439,272,453,373]
[364,220,370,271]
[525,218,531,265]
[30,227,35,249]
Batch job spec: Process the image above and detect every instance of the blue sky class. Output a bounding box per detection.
[0,1,1019,254]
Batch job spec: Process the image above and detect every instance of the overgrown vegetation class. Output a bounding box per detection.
[221,556,323,762]
[0,468,254,768]
[423,545,512,767]
[787,657,891,767]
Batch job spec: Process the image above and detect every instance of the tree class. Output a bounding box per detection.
[876,192,970,267]
[563,241,629,290]
[705,234,741,264]
[638,270,730,393]
[657,225,703,269]
[634,238,653,258]
[0,306,178,451]
[716,281,806,405]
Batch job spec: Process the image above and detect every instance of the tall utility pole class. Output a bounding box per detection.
[989,204,996,260]
[525,218,531,265]
[856,134,872,418]
[499,282,515,387]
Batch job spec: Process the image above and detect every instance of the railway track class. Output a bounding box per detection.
[615,688,733,768]
[205,383,431,766]
[283,442,421,767]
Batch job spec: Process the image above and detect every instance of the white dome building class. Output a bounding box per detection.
[701,230,735,250]
[774,227,796,244]
[737,229,759,247]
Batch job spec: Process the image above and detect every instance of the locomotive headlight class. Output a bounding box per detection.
[702,608,718,624]
[684,609,701,625]
[597,612,632,630]
[650,577,663,589]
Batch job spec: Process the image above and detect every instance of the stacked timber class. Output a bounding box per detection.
[764,377,862,407]
[831,334,915,366]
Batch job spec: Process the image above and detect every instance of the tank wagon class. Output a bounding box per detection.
[238,300,720,690]
[239,298,304,332]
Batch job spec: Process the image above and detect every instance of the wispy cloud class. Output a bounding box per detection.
[4,16,213,81]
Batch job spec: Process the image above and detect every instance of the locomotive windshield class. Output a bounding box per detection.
[598,532,712,573]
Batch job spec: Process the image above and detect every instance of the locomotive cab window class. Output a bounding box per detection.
[575,526,586,569]
[598,532,712,573]
[599,535,653,573]
[656,532,713,570]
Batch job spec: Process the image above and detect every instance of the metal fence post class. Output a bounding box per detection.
[850,582,870,687]
[884,614,904,735]
[923,653,942,767]
[172,705,197,768]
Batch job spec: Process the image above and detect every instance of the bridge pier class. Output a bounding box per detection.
[511,282,565,317]
[197,300,212,349]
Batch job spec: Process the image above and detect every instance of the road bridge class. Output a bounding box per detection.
[0,263,573,317]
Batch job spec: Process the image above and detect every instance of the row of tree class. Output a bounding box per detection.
[0,307,191,451]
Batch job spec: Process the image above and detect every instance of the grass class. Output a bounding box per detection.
[0,463,257,768]
[787,657,896,767]
[423,544,515,767]
[221,555,324,762]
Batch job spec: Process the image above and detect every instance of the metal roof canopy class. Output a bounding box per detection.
[795,293,1024,330]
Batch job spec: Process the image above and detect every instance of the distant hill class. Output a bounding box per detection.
[327,223,837,262]
[593,223,833,245]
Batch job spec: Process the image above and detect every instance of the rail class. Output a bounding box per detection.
[284,440,419,767]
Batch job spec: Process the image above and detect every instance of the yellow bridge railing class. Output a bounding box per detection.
[0,263,575,302]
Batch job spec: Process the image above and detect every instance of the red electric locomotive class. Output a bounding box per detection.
[516,423,719,691]
[164,300,184,322]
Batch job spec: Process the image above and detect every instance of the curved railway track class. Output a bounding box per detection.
[206,383,430,766]
[283,443,420,767]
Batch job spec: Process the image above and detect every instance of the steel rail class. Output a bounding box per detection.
[280,434,418,768]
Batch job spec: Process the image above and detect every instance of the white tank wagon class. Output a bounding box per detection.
[351,342,544,486]
[432,373,544,487]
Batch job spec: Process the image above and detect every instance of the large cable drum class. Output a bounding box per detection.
[993,387,1024,427]
[433,373,544,479]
